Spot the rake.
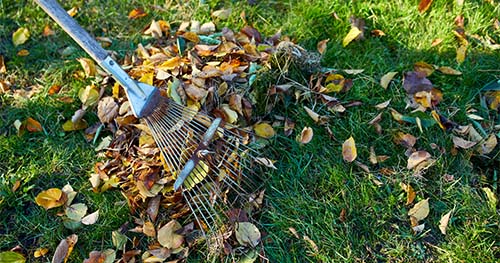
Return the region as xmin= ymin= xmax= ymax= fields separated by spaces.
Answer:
xmin=35 ymin=0 xmax=265 ymax=237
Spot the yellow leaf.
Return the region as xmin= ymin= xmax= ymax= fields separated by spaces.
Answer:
xmin=157 ymin=57 xmax=181 ymax=71
xmin=77 ymin=58 xmax=96 ymax=78
xmin=182 ymin=31 xmax=200 ymax=43
xmin=400 ymin=182 xmax=416 ymax=205
xmin=17 ymin=49 xmax=29 ymax=56
xmin=62 ymin=119 xmax=88 ymax=131
xmin=482 ymin=187 xmax=498 ymax=209
xmin=439 ymin=210 xmax=452 ymax=235
xmin=342 ymin=136 xmax=357 ymax=162
xmin=414 ymin=90 xmax=432 ymax=108
xmin=254 ymin=123 xmax=275 ymax=139
xmin=157 ymin=220 xmax=184 ymax=249
xmin=0 ymin=251 xmax=25 ymax=263
xmin=324 ymin=74 xmax=345 ymax=93
xmin=143 ymin=221 xmax=156 ymax=237
xmin=456 ymin=45 xmax=467 ymax=63
xmin=42 ymin=25 xmax=55 ymax=37
xmin=407 ymin=150 xmax=431 ymax=169
xmin=12 ymin=27 xmax=30 ymax=46
xmin=380 ymin=72 xmax=398 ymax=89
xmin=66 ymin=7 xmax=78 ymax=17
xmin=342 ymin=26 xmax=362 ymax=47
xmin=476 ymin=134 xmax=498 ymax=155
xmin=34 ymin=248 xmax=49 ymax=258
xmin=221 ymin=104 xmax=238 ymax=124
xmin=35 ymin=188 xmax=67 ymax=210
xmin=235 ymin=222 xmax=261 ymax=247
xmin=298 ymin=126 xmax=313 ymax=144
xmin=408 ymin=198 xmax=430 ymax=222
xmin=128 ymin=8 xmax=147 ymax=19
xmin=414 ymin=61 xmax=434 ymax=76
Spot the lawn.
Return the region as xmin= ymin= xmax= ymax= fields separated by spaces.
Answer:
xmin=1 ymin=0 xmax=499 ymax=262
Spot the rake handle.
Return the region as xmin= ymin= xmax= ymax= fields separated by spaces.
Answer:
xmin=34 ymin=0 xmax=108 ymax=63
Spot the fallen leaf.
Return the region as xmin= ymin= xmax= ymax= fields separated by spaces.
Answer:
xmin=431 ymin=38 xmax=443 ymax=47
xmin=0 ymin=251 xmax=25 ymax=263
xmin=303 ymin=235 xmax=319 ymax=255
xmin=111 ymin=230 xmax=127 ymax=249
xmin=48 ymin=85 xmax=62 ymax=95
xmin=142 ymin=221 xmax=156 ymax=237
xmin=66 ymin=7 xmax=78 ymax=17
xmin=65 ymin=203 xmax=88 ymax=221
xmin=128 ymin=8 xmax=147 ymax=19
xmin=212 ymin=8 xmax=232 ymax=20
xmin=418 ymin=0 xmax=433 ymax=13
xmin=83 ymin=251 xmax=106 ymax=263
xmin=324 ymin=74 xmax=345 ymax=93
xmin=343 ymin=69 xmax=364 ymax=75
xmin=0 ymin=55 xmax=6 ymax=73
xmin=221 ymin=104 xmax=238 ymax=124
xmin=235 ymin=222 xmax=261 ymax=247
xmin=414 ymin=61 xmax=434 ymax=76
xmin=317 ymin=39 xmax=329 ymax=55
xmin=62 ymin=119 xmax=88 ymax=131
xmin=400 ymin=182 xmax=416 ymax=205
xmin=42 ymin=25 xmax=55 ymax=36
xmin=408 ymin=198 xmax=430 ymax=221
xmin=403 ymin=71 xmax=433 ymax=95
xmin=97 ymin=97 xmax=119 ymax=124
xmin=439 ymin=210 xmax=452 ymax=235
xmin=61 ymin=183 xmax=77 ymax=206
xmin=298 ymin=126 xmax=313 ymax=144
xmin=253 ymin=123 xmax=275 ymax=139
xmin=34 ymin=248 xmax=49 ymax=258
xmin=77 ymin=58 xmax=96 ymax=78
xmin=375 ymin=99 xmax=391 ymax=110
xmin=452 ymin=136 xmax=477 ymax=149
xmin=407 ymin=151 xmax=431 ymax=169
xmin=255 ymin=157 xmax=277 ymax=169
xmin=146 ymin=196 xmax=161 ymax=222
xmin=476 ymin=134 xmax=497 ymax=155
xmin=304 ymin=106 xmax=319 ymax=123
xmin=342 ymin=136 xmax=357 ymax=162
xmin=288 ymin=227 xmax=300 ymax=239
xmin=157 ymin=220 xmax=184 ymax=249
xmin=17 ymin=49 xmax=29 ymax=56
xmin=456 ymin=45 xmax=467 ymax=63
xmin=35 ymin=188 xmax=67 ymax=210
xmin=482 ymin=187 xmax=497 ymax=209
xmin=52 ymin=234 xmax=78 ymax=263
xmin=25 ymin=117 xmax=42 ymax=132
xmin=437 ymin=66 xmax=462 ymax=75
xmin=81 ymin=210 xmax=99 ymax=225
xmin=78 ymin=85 xmax=99 ymax=107
xmin=12 ymin=27 xmax=30 ymax=46
xmin=380 ymin=72 xmax=398 ymax=89
xmin=284 ymin=118 xmax=295 ymax=137
xmin=342 ymin=26 xmax=362 ymax=47
xmin=371 ymin=29 xmax=385 ymax=36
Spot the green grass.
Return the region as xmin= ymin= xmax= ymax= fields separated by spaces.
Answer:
xmin=1 ymin=0 xmax=499 ymax=262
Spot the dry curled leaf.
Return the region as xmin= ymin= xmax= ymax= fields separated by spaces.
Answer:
xmin=157 ymin=220 xmax=184 ymax=249
xmin=81 ymin=210 xmax=99 ymax=225
xmin=52 ymin=234 xmax=78 ymax=263
xmin=128 ymin=8 xmax=147 ymax=19
xmin=97 ymin=97 xmax=119 ymax=124
xmin=25 ymin=117 xmax=42 ymax=132
xmin=298 ymin=126 xmax=313 ymax=144
xmin=439 ymin=210 xmax=452 ymax=235
xmin=418 ymin=0 xmax=433 ymax=13
xmin=342 ymin=136 xmax=357 ymax=162
xmin=400 ymin=182 xmax=416 ymax=205
xmin=452 ymin=136 xmax=477 ymax=149
xmin=317 ymin=39 xmax=329 ymax=55
xmin=407 ymin=151 xmax=431 ymax=169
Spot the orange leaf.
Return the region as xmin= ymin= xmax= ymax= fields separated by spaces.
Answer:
xmin=317 ymin=39 xmax=329 ymax=55
xmin=42 ymin=25 xmax=55 ymax=37
xmin=128 ymin=8 xmax=147 ymax=19
xmin=418 ymin=0 xmax=433 ymax=13
xmin=48 ymin=85 xmax=62 ymax=95
xmin=25 ymin=117 xmax=42 ymax=132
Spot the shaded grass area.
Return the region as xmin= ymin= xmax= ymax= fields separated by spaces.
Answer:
xmin=1 ymin=0 xmax=499 ymax=262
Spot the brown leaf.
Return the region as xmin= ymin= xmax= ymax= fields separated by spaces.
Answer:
xmin=298 ymin=126 xmax=313 ymax=144
xmin=452 ymin=136 xmax=477 ymax=149
xmin=83 ymin=251 xmax=106 ymax=263
xmin=303 ymin=235 xmax=319 ymax=254
xmin=407 ymin=151 xmax=431 ymax=169
xmin=97 ymin=97 xmax=119 ymax=124
xmin=371 ymin=29 xmax=386 ymax=37
xmin=17 ymin=49 xmax=29 ymax=56
xmin=437 ymin=66 xmax=462 ymax=75
xmin=52 ymin=234 xmax=78 ymax=263
xmin=25 ymin=117 xmax=42 ymax=132
xmin=418 ymin=0 xmax=433 ymax=13
xmin=317 ymin=39 xmax=329 ymax=55
xmin=394 ymin=132 xmax=417 ymax=148
xmin=0 ymin=55 xmax=6 ymax=73
xmin=342 ymin=136 xmax=357 ymax=162
xmin=184 ymin=84 xmax=207 ymax=102
xmin=42 ymin=25 xmax=55 ymax=37
xmin=48 ymin=85 xmax=62 ymax=95
xmin=431 ymin=38 xmax=443 ymax=47
xmin=128 ymin=8 xmax=147 ymax=19
xmin=400 ymin=182 xmax=416 ymax=205
xmin=284 ymin=118 xmax=295 ymax=137
xmin=147 ymin=195 xmax=161 ymax=222
xmin=439 ymin=210 xmax=452 ymax=235
xmin=375 ymin=99 xmax=391 ymax=110
xmin=403 ymin=71 xmax=433 ymax=95
xmin=476 ymin=134 xmax=498 ymax=155
xmin=240 ymin=26 xmax=262 ymax=43
xmin=77 ymin=58 xmax=96 ymax=78
xmin=142 ymin=221 xmax=156 ymax=237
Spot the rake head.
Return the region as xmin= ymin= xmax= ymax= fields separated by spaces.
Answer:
xmin=144 ymin=97 xmax=265 ymax=239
